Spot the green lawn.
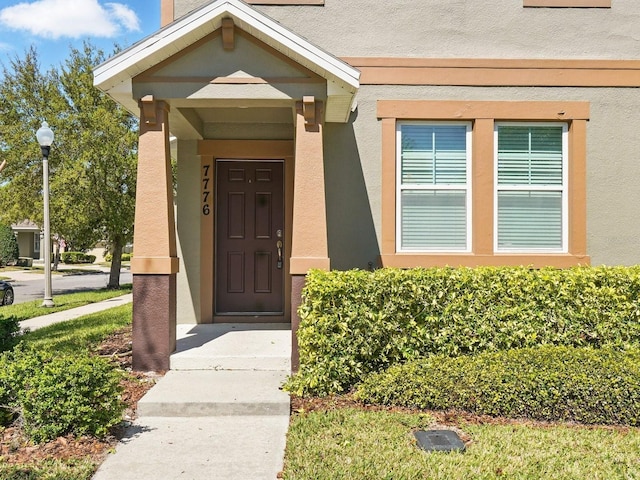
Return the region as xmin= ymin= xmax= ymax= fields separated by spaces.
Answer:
xmin=1 ymin=285 xmax=131 ymax=322
xmin=283 ymin=408 xmax=640 ymax=480
xmin=21 ymin=303 xmax=132 ymax=353
xmin=0 ymin=459 xmax=96 ymax=480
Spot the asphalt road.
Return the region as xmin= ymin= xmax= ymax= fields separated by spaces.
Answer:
xmin=8 ymin=269 xmax=133 ymax=304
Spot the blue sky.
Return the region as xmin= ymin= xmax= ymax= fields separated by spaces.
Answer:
xmin=0 ymin=0 xmax=160 ymax=71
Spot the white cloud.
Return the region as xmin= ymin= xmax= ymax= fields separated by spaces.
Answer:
xmin=0 ymin=0 xmax=141 ymax=39
xmin=106 ymin=2 xmax=140 ymax=32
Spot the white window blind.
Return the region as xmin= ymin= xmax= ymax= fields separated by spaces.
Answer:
xmin=495 ymin=124 xmax=567 ymax=251
xmin=398 ymin=123 xmax=471 ymax=251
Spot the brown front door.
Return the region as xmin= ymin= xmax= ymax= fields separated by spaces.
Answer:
xmin=215 ymin=160 xmax=284 ymax=315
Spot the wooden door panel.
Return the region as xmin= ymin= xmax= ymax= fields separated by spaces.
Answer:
xmin=255 ymin=192 xmax=272 ymax=239
xmin=228 ymin=168 xmax=245 ymax=182
xmin=226 ymin=252 xmax=245 ymax=293
xmin=254 ymin=251 xmax=272 ymax=293
xmin=228 ymin=193 xmax=246 ymax=239
xmin=216 ymin=161 xmax=284 ymax=315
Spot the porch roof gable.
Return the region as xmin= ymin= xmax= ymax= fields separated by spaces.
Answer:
xmin=94 ymin=0 xmax=360 ymax=123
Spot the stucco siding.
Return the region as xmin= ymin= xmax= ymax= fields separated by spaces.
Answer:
xmin=16 ymin=233 xmax=35 ymax=259
xmin=174 ymin=0 xmax=640 ymax=60
xmin=176 ymin=139 xmax=201 ymax=324
xmin=168 ymin=0 xmax=640 ymax=272
xmin=334 ymin=85 xmax=640 ymax=267
xmin=151 ymin=32 xmax=309 ymax=79
xmin=204 ymin=123 xmax=293 ymax=140
xmin=168 ymin=85 xmax=640 ymax=267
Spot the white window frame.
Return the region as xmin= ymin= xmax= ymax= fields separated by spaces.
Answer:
xmin=396 ymin=121 xmax=472 ymax=253
xmin=494 ymin=122 xmax=569 ymax=253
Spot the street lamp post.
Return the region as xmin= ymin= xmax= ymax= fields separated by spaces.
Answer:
xmin=36 ymin=121 xmax=54 ymax=307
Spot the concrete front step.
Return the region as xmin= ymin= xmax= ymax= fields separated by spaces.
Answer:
xmin=137 ymin=370 xmax=291 ymax=417
xmin=171 ymin=323 xmax=291 ymax=371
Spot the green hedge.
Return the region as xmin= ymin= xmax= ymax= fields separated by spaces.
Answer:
xmin=104 ymin=253 xmax=132 ymax=263
xmin=287 ymin=266 xmax=640 ymax=396
xmin=60 ymin=252 xmax=96 ymax=264
xmin=0 ymin=346 xmax=124 ymax=443
xmin=355 ymin=346 xmax=640 ymax=426
xmin=0 ymin=315 xmax=19 ymax=353
xmin=0 ymin=224 xmax=19 ymax=266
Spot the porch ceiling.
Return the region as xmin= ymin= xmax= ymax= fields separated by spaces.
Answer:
xmin=165 ymin=101 xmax=295 ymax=139
xmin=94 ymin=0 xmax=360 ymax=128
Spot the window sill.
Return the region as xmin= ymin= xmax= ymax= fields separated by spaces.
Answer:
xmin=380 ymin=253 xmax=590 ymax=269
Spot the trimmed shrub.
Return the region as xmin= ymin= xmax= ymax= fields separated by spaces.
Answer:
xmin=288 ymin=266 xmax=640 ymax=396
xmin=0 ymin=224 xmax=19 ymax=266
xmin=355 ymin=346 xmax=640 ymax=426
xmin=0 ymin=346 xmax=125 ymax=442
xmin=104 ymin=253 xmax=131 ymax=263
xmin=0 ymin=368 xmax=13 ymax=425
xmin=0 ymin=315 xmax=19 ymax=353
xmin=60 ymin=252 xmax=96 ymax=264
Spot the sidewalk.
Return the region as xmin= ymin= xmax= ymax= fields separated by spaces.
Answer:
xmin=6 ymin=264 xmax=116 ymax=282
xmin=93 ymin=323 xmax=291 ymax=480
xmin=18 ymin=293 xmax=133 ymax=332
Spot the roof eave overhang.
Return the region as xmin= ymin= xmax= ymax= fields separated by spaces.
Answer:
xmin=94 ymin=0 xmax=360 ymax=123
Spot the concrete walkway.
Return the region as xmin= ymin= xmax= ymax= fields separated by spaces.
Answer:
xmin=92 ymin=323 xmax=292 ymax=480
xmin=12 ymin=288 xmax=292 ymax=479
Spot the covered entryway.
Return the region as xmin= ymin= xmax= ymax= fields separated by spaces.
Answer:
xmin=94 ymin=0 xmax=359 ymax=371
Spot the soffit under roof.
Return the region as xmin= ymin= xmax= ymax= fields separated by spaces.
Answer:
xmin=94 ymin=0 xmax=360 ymax=124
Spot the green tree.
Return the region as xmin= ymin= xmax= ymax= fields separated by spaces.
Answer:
xmin=0 ymin=43 xmax=137 ymax=287
xmin=0 ymin=224 xmax=19 ymax=266
xmin=0 ymin=47 xmax=60 ymax=226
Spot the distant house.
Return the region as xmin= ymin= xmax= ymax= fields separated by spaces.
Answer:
xmin=95 ymin=0 xmax=639 ymax=372
xmin=87 ymin=241 xmax=134 ymax=263
xmin=11 ymin=220 xmax=41 ymax=261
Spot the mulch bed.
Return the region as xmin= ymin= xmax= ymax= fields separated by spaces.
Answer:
xmin=290 ymin=395 xmax=635 ymax=435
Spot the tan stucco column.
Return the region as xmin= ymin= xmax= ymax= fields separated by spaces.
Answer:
xmin=291 ymin=97 xmax=328 ymax=371
xmin=290 ymin=98 xmax=330 ymax=273
xmin=131 ymin=96 xmax=178 ymax=371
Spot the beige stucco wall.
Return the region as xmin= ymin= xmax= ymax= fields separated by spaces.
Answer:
xmin=167 ymin=0 xmax=640 ymax=278
xmin=324 ymin=85 xmax=640 ymax=267
xmin=132 ymin=30 xmax=326 ymax=103
xmin=175 ymin=85 xmax=640 ymax=274
xmin=176 ymin=139 xmax=201 ymax=324
xmin=175 ymin=0 xmax=640 ymax=59
xmin=16 ymin=232 xmax=35 ymax=259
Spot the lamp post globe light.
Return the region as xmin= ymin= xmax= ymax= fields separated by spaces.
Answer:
xmin=36 ymin=121 xmax=54 ymax=307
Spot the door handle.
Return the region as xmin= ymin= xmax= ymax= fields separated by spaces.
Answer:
xmin=276 ymin=240 xmax=283 ymax=269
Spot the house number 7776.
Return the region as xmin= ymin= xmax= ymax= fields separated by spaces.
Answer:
xmin=202 ymin=164 xmax=211 ymax=216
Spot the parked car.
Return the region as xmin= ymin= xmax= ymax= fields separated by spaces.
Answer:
xmin=0 ymin=281 xmax=13 ymax=305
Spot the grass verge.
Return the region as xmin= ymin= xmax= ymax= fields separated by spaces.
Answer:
xmin=1 ymin=285 xmax=131 ymax=323
xmin=283 ymin=408 xmax=640 ymax=479
xmin=21 ymin=304 xmax=132 ymax=354
xmin=0 ymin=458 xmax=95 ymax=480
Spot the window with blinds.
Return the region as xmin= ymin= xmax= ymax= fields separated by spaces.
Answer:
xmin=495 ymin=123 xmax=568 ymax=252
xmin=397 ymin=122 xmax=471 ymax=251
